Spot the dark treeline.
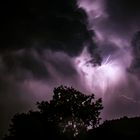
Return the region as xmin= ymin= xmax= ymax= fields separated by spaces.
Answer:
xmin=88 ymin=116 xmax=140 ymax=139
xmin=4 ymin=86 xmax=140 ymax=140
xmin=4 ymin=86 xmax=103 ymax=140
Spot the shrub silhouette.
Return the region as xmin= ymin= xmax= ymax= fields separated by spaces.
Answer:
xmin=4 ymin=86 xmax=103 ymax=140
xmin=87 ymin=116 xmax=140 ymax=139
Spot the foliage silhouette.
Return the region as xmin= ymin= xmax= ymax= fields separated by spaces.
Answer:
xmin=87 ymin=116 xmax=140 ymax=139
xmin=4 ymin=86 xmax=103 ymax=140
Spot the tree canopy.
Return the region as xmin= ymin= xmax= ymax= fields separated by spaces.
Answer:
xmin=4 ymin=86 xmax=103 ymax=140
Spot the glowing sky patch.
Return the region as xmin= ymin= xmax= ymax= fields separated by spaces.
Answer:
xmin=75 ymin=47 xmax=127 ymax=97
xmin=78 ymin=0 xmax=107 ymax=19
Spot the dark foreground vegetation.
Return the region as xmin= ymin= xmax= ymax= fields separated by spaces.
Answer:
xmin=4 ymin=86 xmax=140 ymax=140
xmin=88 ymin=116 xmax=140 ymax=139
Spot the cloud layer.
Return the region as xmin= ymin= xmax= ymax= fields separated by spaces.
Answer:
xmin=0 ymin=0 xmax=95 ymax=138
xmin=1 ymin=0 xmax=140 ymax=139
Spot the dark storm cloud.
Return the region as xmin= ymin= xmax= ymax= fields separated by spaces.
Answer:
xmin=2 ymin=49 xmax=50 ymax=80
xmin=105 ymin=0 xmax=140 ymax=81
xmin=0 ymin=0 xmax=97 ymax=139
xmin=105 ymin=0 xmax=140 ymax=23
xmin=0 ymin=48 xmax=79 ymax=81
xmin=105 ymin=0 xmax=140 ymax=34
xmin=131 ymin=31 xmax=140 ymax=60
xmin=44 ymin=51 xmax=78 ymax=78
xmin=129 ymin=31 xmax=140 ymax=79
xmin=0 ymin=0 xmax=95 ymax=56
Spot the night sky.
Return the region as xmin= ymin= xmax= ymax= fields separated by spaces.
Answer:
xmin=1 ymin=0 xmax=140 ymax=139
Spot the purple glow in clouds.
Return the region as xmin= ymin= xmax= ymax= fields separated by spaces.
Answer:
xmin=74 ymin=46 xmax=131 ymax=98
xmin=75 ymin=0 xmax=132 ymax=98
xmin=76 ymin=0 xmax=140 ymax=119
xmin=2 ymin=2 xmax=140 ymax=138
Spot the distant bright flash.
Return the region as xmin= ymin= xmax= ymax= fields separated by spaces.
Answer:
xmin=75 ymin=48 xmax=125 ymax=96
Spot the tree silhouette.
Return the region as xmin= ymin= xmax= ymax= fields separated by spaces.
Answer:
xmin=4 ymin=86 xmax=103 ymax=140
xmin=87 ymin=116 xmax=140 ymax=139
